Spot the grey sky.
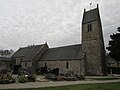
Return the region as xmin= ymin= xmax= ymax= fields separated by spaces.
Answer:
xmin=0 ymin=0 xmax=120 ymax=51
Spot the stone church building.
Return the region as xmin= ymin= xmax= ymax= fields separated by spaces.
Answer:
xmin=12 ymin=4 xmax=106 ymax=76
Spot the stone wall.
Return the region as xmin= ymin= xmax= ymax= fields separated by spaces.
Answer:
xmin=38 ymin=59 xmax=84 ymax=76
xmin=21 ymin=61 xmax=32 ymax=69
xmin=15 ymin=58 xmax=21 ymax=65
xmin=82 ymin=21 xmax=106 ymax=75
xmin=15 ymin=58 xmax=32 ymax=69
xmin=0 ymin=60 xmax=12 ymax=70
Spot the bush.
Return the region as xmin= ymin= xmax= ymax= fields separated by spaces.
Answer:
xmin=27 ymin=74 xmax=36 ymax=82
xmin=0 ymin=74 xmax=16 ymax=84
xmin=0 ymin=79 xmax=9 ymax=84
xmin=9 ymin=78 xmax=16 ymax=83
xmin=0 ymin=78 xmax=16 ymax=84
xmin=18 ymin=75 xmax=28 ymax=83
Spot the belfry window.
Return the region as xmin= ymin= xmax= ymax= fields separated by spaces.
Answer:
xmin=88 ymin=24 xmax=92 ymax=32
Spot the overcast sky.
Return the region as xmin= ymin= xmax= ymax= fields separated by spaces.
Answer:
xmin=0 ymin=0 xmax=120 ymax=51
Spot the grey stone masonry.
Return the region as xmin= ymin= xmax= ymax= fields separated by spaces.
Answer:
xmin=82 ymin=4 xmax=106 ymax=75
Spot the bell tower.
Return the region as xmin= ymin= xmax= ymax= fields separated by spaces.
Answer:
xmin=82 ymin=4 xmax=106 ymax=75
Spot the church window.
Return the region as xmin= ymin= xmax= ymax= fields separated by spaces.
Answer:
xmin=44 ymin=62 xmax=47 ymax=67
xmin=66 ymin=62 xmax=69 ymax=69
xmin=25 ymin=62 xmax=27 ymax=67
xmin=87 ymin=24 xmax=92 ymax=32
xmin=90 ymin=24 xmax=92 ymax=31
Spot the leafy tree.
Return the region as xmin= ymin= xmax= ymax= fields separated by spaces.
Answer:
xmin=0 ymin=50 xmax=4 ymax=56
xmin=0 ymin=49 xmax=14 ymax=57
xmin=9 ymin=49 xmax=14 ymax=56
xmin=106 ymin=27 xmax=120 ymax=67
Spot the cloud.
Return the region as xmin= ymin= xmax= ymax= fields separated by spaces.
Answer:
xmin=0 ymin=0 xmax=120 ymax=51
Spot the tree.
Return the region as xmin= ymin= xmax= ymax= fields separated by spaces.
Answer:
xmin=9 ymin=49 xmax=14 ymax=56
xmin=0 ymin=49 xmax=14 ymax=57
xmin=106 ymin=27 xmax=120 ymax=67
xmin=0 ymin=50 xmax=4 ymax=56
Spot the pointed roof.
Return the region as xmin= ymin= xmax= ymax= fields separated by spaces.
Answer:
xmin=40 ymin=44 xmax=82 ymax=61
xmin=12 ymin=44 xmax=47 ymax=61
xmin=82 ymin=4 xmax=100 ymax=24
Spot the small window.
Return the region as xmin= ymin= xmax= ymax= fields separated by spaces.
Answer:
xmin=90 ymin=24 xmax=92 ymax=31
xmin=66 ymin=62 xmax=69 ymax=69
xmin=25 ymin=62 xmax=27 ymax=67
xmin=88 ymin=24 xmax=92 ymax=32
xmin=44 ymin=62 xmax=47 ymax=67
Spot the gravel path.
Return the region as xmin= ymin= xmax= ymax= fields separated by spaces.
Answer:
xmin=0 ymin=79 xmax=120 ymax=89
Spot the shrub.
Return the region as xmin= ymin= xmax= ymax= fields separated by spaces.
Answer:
xmin=0 ymin=74 xmax=16 ymax=84
xmin=27 ymin=74 xmax=36 ymax=82
xmin=0 ymin=79 xmax=9 ymax=84
xmin=18 ymin=75 xmax=28 ymax=83
xmin=9 ymin=78 xmax=16 ymax=83
xmin=0 ymin=78 xmax=16 ymax=84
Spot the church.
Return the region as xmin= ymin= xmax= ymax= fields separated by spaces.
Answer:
xmin=12 ymin=4 xmax=106 ymax=76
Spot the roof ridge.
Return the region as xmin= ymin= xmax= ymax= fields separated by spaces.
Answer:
xmin=20 ymin=44 xmax=45 ymax=49
xmin=40 ymin=44 xmax=82 ymax=61
xmin=49 ymin=44 xmax=81 ymax=49
xmin=32 ymin=44 xmax=45 ymax=60
xmin=85 ymin=8 xmax=97 ymax=13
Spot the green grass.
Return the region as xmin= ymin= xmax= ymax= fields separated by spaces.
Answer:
xmin=4 ymin=82 xmax=120 ymax=90
xmin=87 ymin=77 xmax=120 ymax=80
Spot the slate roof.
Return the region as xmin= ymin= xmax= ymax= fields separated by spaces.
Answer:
xmin=12 ymin=44 xmax=45 ymax=61
xmin=40 ymin=44 xmax=82 ymax=61
xmin=82 ymin=7 xmax=99 ymax=24
xmin=0 ymin=57 xmax=12 ymax=61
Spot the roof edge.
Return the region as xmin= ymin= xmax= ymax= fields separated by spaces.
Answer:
xmin=49 ymin=44 xmax=81 ymax=50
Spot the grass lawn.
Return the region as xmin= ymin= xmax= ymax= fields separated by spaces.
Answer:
xmin=86 ymin=77 xmax=120 ymax=80
xmin=85 ymin=76 xmax=120 ymax=81
xmin=4 ymin=82 xmax=120 ymax=90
